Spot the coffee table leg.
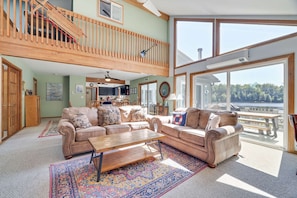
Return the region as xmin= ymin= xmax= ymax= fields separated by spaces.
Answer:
xmin=97 ymin=152 xmax=103 ymax=182
xmin=158 ymin=140 xmax=163 ymax=160
xmin=89 ymin=150 xmax=94 ymax=164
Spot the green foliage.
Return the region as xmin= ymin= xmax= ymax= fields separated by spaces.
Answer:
xmin=212 ymin=83 xmax=283 ymax=103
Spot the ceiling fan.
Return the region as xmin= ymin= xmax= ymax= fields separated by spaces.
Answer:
xmin=137 ymin=0 xmax=161 ymax=17
xmin=105 ymin=71 xmax=121 ymax=82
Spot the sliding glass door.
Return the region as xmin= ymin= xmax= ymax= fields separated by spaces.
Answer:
xmin=192 ymin=62 xmax=285 ymax=149
xmin=140 ymin=82 xmax=157 ymax=114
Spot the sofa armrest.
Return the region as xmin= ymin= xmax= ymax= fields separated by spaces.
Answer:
xmin=148 ymin=116 xmax=171 ymax=133
xmin=58 ymin=119 xmax=77 ymax=159
xmin=205 ymin=123 xmax=243 ymax=141
xmin=58 ymin=119 xmax=76 ymax=145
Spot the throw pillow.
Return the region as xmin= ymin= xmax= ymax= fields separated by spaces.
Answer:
xmin=71 ymin=114 xmax=92 ymax=129
xmin=102 ymin=106 xmax=121 ymax=126
xmin=172 ymin=112 xmax=187 ymax=126
xmin=205 ymin=113 xmax=221 ymax=132
xmin=131 ymin=108 xmax=146 ymax=121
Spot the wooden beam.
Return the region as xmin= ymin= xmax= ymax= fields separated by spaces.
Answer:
xmin=86 ymin=77 xmax=125 ymax=84
xmin=124 ymin=0 xmax=169 ymax=21
xmin=0 ymin=39 xmax=169 ymax=77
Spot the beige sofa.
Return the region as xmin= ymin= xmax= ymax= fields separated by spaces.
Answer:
xmin=153 ymin=107 xmax=243 ymax=167
xmin=58 ymin=105 xmax=151 ymax=159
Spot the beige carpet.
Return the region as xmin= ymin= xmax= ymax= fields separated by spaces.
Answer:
xmin=0 ymin=118 xmax=297 ymax=198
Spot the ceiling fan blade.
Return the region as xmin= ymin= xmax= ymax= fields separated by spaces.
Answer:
xmin=142 ymin=0 xmax=161 ymax=17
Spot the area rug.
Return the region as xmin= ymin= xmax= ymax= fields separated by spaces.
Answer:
xmin=38 ymin=120 xmax=60 ymax=138
xmin=49 ymin=143 xmax=207 ymax=198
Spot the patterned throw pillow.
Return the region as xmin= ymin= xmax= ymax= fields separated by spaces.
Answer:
xmin=205 ymin=113 xmax=221 ymax=132
xmin=71 ymin=114 xmax=92 ymax=129
xmin=172 ymin=112 xmax=187 ymax=126
xmin=131 ymin=108 xmax=146 ymax=122
xmin=102 ymin=107 xmax=121 ymax=126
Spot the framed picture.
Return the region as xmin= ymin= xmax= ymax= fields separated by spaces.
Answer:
xmin=76 ymin=84 xmax=84 ymax=94
xmin=98 ymin=0 xmax=123 ymax=24
xmin=46 ymin=83 xmax=63 ymax=101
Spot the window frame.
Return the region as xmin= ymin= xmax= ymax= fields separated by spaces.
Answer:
xmin=174 ymin=18 xmax=297 ymax=68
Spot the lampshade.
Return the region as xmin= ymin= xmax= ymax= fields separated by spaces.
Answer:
xmin=167 ymin=93 xmax=177 ymax=100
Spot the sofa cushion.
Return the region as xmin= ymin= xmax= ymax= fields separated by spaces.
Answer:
xmin=172 ymin=112 xmax=187 ymax=126
xmin=131 ymin=108 xmax=146 ymax=121
xmin=185 ymin=108 xmax=200 ymax=128
xmin=205 ymin=113 xmax=221 ymax=131
xmin=179 ymin=129 xmax=205 ymax=147
xmin=216 ymin=111 xmax=238 ymax=126
xmin=198 ymin=110 xmax=212 ymax=129
xmin=75 ymin=126 xmax=106 ymax=141
xmin=161 ymin=124 xmax=192 ymax=138
xmin=104 ymin=124 xmax=131 ymax=135
xmin=124 ymin=121 xmax=150 ymax=131
xmin=71 ymin=114 xmax=92 ymax=129
xmin=98 ymin=106 xmax=121 ymax=126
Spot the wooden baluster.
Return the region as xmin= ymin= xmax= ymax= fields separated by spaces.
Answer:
xmin=12 ymin=0 xmax=16 ymax=38
xmin=0 ymin=0 xmax=3 ymax=36
xmin=95 ymin=21 xmax=98 ymax=54
xmin=18 ymin=0 xmax=22 ymax=39
xmin=6 ymin=0 xmax=10 ymax=37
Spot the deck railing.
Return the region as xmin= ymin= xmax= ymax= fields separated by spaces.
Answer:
xmin=0 ymin=0 xmax=169 ymax=68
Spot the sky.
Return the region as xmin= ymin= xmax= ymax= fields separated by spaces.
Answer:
xmin=214 ymin=64 xmax=284 ymax=86
xmin=177 ymin=22 xmax=297 ymax=86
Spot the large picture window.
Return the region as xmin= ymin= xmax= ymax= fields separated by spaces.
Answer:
xmin=175 ymin=19 xmax=297 ymax=67
xmin=176 ymin=20 xmax=213 ymax=67
xmin=220 ymin=23 xmax=297 ymax=54
xmin=175 ymin=74 xmax=186 ymax=108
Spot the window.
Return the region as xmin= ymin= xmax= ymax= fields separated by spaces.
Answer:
xmin=192 ymin=62 xmax=285 ymax=148
xmin=176 ymin=20 xmax=213 ymax=67
xmin=140 ymin=82 xmax=157 ymax=114
xmin=175 ymin=74 xmax=186 ymax=108
xmin=220 ymin=23 xmax=297 ymax=54
xmin=193 ymin=73 xmax=227 ymax=109
xmin=175 ymin=19 xmax=297 ymax=67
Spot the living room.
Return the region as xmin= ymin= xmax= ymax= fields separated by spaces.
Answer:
xmin=1 ymin=0 xmax=297 ymax=197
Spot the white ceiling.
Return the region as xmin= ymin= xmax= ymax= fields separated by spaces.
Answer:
xmin=11 ymin=0 xmax=297 ymax=85
xmin=152 ymin=0 xmax=297 ymax=16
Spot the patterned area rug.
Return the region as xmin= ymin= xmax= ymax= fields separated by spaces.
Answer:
xmin=49 ymin=143 xmax=207 ymax=198
xmin=38 ymin=120 xmax=60 ymax=138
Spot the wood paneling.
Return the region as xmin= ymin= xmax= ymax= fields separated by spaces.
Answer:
xmin=25 ymin=95 xmax=40 ymax=127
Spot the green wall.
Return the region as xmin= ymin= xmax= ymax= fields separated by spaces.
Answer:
xmin=69 ymin=76 xmax=86 ymax=107
xmin=36 ymin=75 xmax=69 ymax=117
xmin=73 ymin=0 xmax=168 ymax=42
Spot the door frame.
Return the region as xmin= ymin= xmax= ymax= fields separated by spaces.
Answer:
xmin=0 ymin=58 xmax=22 ymax=143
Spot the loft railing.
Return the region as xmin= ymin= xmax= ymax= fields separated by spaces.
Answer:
xmin=0 ymin=0 xmax=169 ymax=68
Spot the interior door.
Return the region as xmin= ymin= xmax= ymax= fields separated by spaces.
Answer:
xmin=8 ymin=66 xmax=21 ymax=136
xmin=1 ymin=60 xmax=21 ymax=140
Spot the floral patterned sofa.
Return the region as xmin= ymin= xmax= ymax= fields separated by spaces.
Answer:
xmin=58 ymin=105 xmax=152 ymax=159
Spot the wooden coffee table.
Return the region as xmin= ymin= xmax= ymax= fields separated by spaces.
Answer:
xmin=88 ymin=129 xmax=165 ymax=182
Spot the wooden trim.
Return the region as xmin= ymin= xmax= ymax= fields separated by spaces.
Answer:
xmin=124 ymin=0 xmax=169 ymax=21
xmin=86 ymin=77 xmax=125 ymax=85
xmin=189 ymin=54 xmax=295 ymax=152
xmin=173 ymin=72 xmax=186 ymax=109
xmin=287 ymin=54 xmax=295 ymax=152
xmin=174 ymin=18 xmax=297 ymax=68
